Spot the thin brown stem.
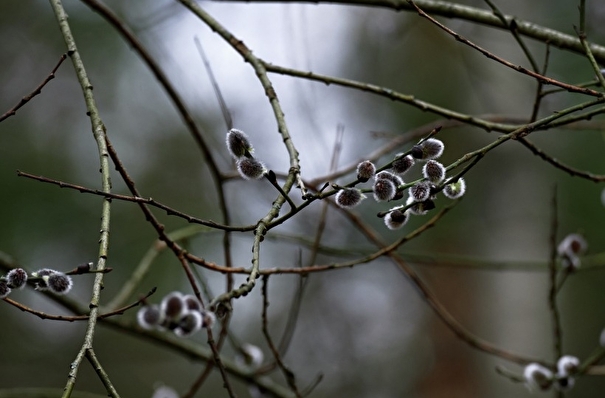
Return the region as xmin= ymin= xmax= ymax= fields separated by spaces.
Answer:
xmin=547 ymin=187 xmax=563 ymax=361
xmin=262 ymin=276 xmax=302 ymax=397
xmin=407 ymin=0 xmax=603 ymax=97
xmin=3 ymin=287 xmax=156 ymax=322
xmin=0 ymin=53 xmax=68 ymax=123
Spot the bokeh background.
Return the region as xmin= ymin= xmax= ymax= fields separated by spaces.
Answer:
xmin=1 ymin=0 xmax=605 ymax=397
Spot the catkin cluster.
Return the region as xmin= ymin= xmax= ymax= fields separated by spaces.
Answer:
xmin=335 ymin=136 xmax=466 ymax=230
xmin=0 ymin=267 xmax=73 ymax=299
xmin=523 ymin=355 xmax=580 ymax=392
xmin=226 ymin=128 xmax=267 ymax=180
xmin=137 ymin=291 xmax=216 ymax=338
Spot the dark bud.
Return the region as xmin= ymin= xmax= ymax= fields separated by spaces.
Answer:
xmin=376 ymin=171 xmax=403 ymax=187
xmin=423 ymin=199 xmax=436 ymax=211
xmin=45 ymin=273 xmax=73 ymax=295
xmin=237 ymin=158 xmax=266 ymax=180
xmin=76 ymin=262 xmax=93 ymax=274
xmin=32 ymin=268 xmax=58 ymax=291
xmin=411 ymin=145 xmax=424 ymax=159
xmin=392 ymin=154 xmax=414 ymax=175
xmin=137 ymin=304 xmax=164 ymax=330
xmin=161 ymin=292 xmax=186 ymax=320
xmin=356 ymin=160 xmax=376 ymax=182
xmin=226 ymin=128 xmax=254 ymax=159
xmin=384 ymin=209 xmax=409 ymax=230
xmin=335 ymin=188 xmax=365 ymax=208
xmin=201 ymin=309 xmax=216 ymax=328
xmin=183 ymin=294 xmax=202 ymax=312
xmin=392 ymin=190 xmax=404 ymax=201
xmin=409 ymin=182 xmax=431 ymax=202
xmin=175 ymin=311 xmax=202 ymax=337
xmin=422 ymin=160 xmax=445 ymax=184
xmin=373 ymin=179 xmax=396 ymax=202
xmin=0 ymin=280 xmax=11 ymax=299
xmin=6 ymin=268 xmax=28 ymax=289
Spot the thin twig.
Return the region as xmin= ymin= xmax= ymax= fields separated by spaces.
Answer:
xmin=16 ymin=170 xmax=254 ymax=231
xmin=576 ymin=0 xmax=605 ymax=92
xmin=102 ymin=134 xmax=236 ymax=395
xmin=277 ymin=266 xmax=307 ymax=356
xmin=278 ymin=125 xmax=346 ymax=356
xmin=264 ymin=62 xmax=518 ymax=133
xmin=495 ymin=365 xmax=525 ymax=384
xmin=223 ymin=0 xmax=605 ymax=63
xmin=0 ymin=260 xmax=280 ymax=398
xmin=264 ymin=234 xmax=605 ymax=272
xmin=547 ymin=187 xmax=562 ymax=361
xmin=517 ymin=137 xmax=605 ymax=182
xmin=107 ymin=226 xmax=206 ymax=309
xmin=441 ymin=97 xmax=605 ymax=178
xmin=265 ymin=170 xmax=298 ymax=210
xmin=81 ymin=0 xmax=226 ymax=187
xmin=271 ymin=126 xmax=344 ymax=370
xmin=3 ymin=287 xmax=156 ymax=322
xmin=343 ymin=206 xmax=547 ymax=366
xmin=177 ymin=0 xmax=303 ymax=203
xmin=530 ymin=44 xmax=550 ymax=122
xmin=204 ymin=327 xmax=239 ymax=398
xmin=483 ymin=0 xmax=539 ymax=72
xmin=79 ymin=0 xmax=237 ymax=317
xmin=299 ymin=373 xmax=324 ymax=397
xmin=191 ymin=33 xmax=237 ymax=378
xmin=181 ymin=365 xmax=214 ymax=398
xmin=194 ymin=36 xmax=233 ymax=130
xmin=0 ymin=53 xmax=68 ymax=123
xmin=407 ymin=0 xmax=604 ymax=97
xmin=261 ymin=276 xmax=302 ymax=397
xmin=183 ymin=264 xmax=240 ymax=398
xmin=85 ymin=348 xmax=121 ymax=398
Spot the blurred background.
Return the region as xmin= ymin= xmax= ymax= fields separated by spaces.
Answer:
xmin=1 ymin=0 xmax=605 ymax=397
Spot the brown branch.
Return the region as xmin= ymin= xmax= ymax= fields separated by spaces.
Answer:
xmin=217 ymin=0 xmax=605 ymax=64
xmin=342 ymin=203 xmax=547 ymax=366
xmin=78 ymin=9 xmax=239 ymax=369
xmin=262 ymin=276 xmax=302 ymax=397
xmin=2 ymin=287 xmax=156 ymax=322
xmin=530 ymin=44 xmax=551 ymax=122
xmin=177 ymin=0 xmax=304 ymax=203
xmin=0 ymin=53 xmax=68 ymax=123
xmin=517 ymin=138 xmax=605 ymax=182
xmin=182 ymin=365 xmax=215 ymax=398
xmin=16 ymin=170 xmax=253 ymax=231
xmin=102 ymin=132 xmax=238 ymax=397
xmin=547 ymin=186 xmax=563 ymax=362
xmin=407 ymin=0 xmax=604 ymax=97
xmin=80 ymin=0 xmax=225 ymax=187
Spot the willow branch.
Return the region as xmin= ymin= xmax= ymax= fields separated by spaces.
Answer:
xmin=177 ymin=0 xmax=302 ymax=200
xmin=264 ymin=62 xmax=518 ymax=133
xmin=407 ymin=0 xmax=603 ymax=97
xmin=16 ymin=170 xmax=252 ymax=232
xmin=218 ymin=0 xmax=605 ymax=63
xmin=262 ymin=276 xmax=302 ymax=397
xmin=576 ymin=0 xmax=605 ymax=92
xmin=0 ymin=53 xmax=67 ymax=123
xmin=85 ymin=349 xmax=120 ymax=398
xmin=547 ymin=187 xmax=562 ymax=360
xmin=48 ymin=1 xmax=113 ymax=396
xmin=3 ymin=287 xmax=155 ymax=322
